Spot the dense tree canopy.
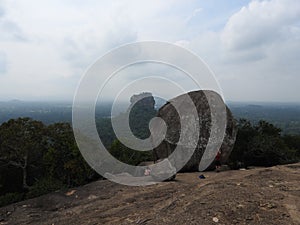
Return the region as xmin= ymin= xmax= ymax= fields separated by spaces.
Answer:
xmin=0 ymin=119 xmax=97 ymax=206
xmin=0 ymin=118 xmax=46 ymax=190
xmin=44 ymin=123 xmax=95 ymax=186
xmin=229 ymin=119 xmax=299 ymax=168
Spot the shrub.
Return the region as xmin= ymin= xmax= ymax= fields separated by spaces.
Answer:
xmin=0 ymin=192 xmax=24 ymax=207
xmin=26 ymin=177 xmax=65 ymax=199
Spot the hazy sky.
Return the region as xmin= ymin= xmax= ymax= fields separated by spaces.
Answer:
xmin=0 ymin=0 xmax=299 ymax=102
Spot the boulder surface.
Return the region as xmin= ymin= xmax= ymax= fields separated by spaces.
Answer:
xmin=152 ymin=90 xmax=237 ymax=172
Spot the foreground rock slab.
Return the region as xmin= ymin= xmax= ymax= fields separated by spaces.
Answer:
xmin=0 ymin=163 xmax=299 ymax=225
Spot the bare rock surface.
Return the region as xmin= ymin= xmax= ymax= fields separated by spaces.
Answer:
xmin=1 ymin=163 xmax=299 ymax=225
xmin=152 ymin=90 xmax=237 ymax=172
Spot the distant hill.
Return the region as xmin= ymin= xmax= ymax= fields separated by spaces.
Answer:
xmin=1 ymin=100 xmax=300 ymax=134
xmin=228 ymin=102 xmax=300 ymax=134
xmin=0 ymin=101 xmax=126 ymax=125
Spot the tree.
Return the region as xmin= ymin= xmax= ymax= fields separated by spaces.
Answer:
xmin=244 ymin=135 xmax=290 ymax=166
xmin=283 ymin=134 xmax=300 ymax=160
xmin=109 ymin=139 xmax=153 ymax=166
xmin=255 ymin=120 xmax=281 ymax=136
xmin=44 ymin=123 xmax=95 ymax=186
xmin=0 ymin=118 xmax=46 ymax=189
xmin=229 ymin=119 xmax=297 ymax=168
xmin=229 ymin=119 xmax=256 ymax=167
xmin=96 ymin=118 xmax=115 ymax=149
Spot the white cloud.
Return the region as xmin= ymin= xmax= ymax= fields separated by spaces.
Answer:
xmin=217 ymin=0 xmax=300 ymax=101
xmin=177 ymin=0 xmax=300 ymax=102
xmin=0 ymin=51 xmax=6 ymax=74
xmin=0 ymin=1 xmax=26 ymax=42
xmin=184 ymin=7 xmax=203 ymax=23
xmin=221 ymin=0 xmax=300 ymax=52
xmin=0 ymin=0 xmax=299 ymax=102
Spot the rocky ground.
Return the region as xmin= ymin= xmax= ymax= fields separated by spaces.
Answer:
xmin=0 ymin=163 xmax=299 ymax=225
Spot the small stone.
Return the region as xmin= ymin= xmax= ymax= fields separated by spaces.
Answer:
xmin=88 ymin=195 xmax=97 ymax=200
xmin=65 ymin=190 xmax=76 ymax=196
xmin=212 ymin=217 xmax=219 ymax=223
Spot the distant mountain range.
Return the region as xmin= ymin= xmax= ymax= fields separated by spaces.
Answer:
xmin=0 ymin=99 xmax=300 ymax=134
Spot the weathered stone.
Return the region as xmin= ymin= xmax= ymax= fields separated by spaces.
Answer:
xmin=150 ymin=159 xmax=176 ymax=181
xmin=152 ymin=90 xmax=237 ymax=172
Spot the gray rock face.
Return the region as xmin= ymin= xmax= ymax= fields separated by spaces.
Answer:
xmin=150 ymin=159 xmax=177 ymax=181
xmin=129 ymin=92 xmax=155 ymax=110
xmin=152 ymin=90 xmax=237 ymax=172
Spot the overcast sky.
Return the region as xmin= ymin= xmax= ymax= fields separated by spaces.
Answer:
xmin=0 ymin=0 xmax=299 ymax=102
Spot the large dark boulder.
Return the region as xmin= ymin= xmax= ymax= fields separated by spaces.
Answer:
xmin=152 ymin=90 xmax=237 ymax=172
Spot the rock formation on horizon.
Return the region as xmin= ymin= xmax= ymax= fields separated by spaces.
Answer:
xmin=129 ymin=92 xmax=155 ymax=111
xmin=128 ymin=92 xmax=157 ymax=140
